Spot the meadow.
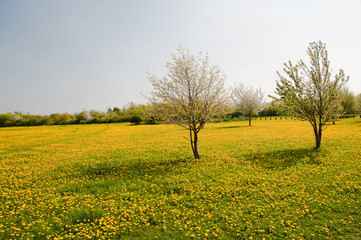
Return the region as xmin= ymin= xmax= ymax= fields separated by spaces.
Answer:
xmin=0 ymin=118 xmax=360 ymax=239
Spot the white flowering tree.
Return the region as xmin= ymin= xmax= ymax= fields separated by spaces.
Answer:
xmin=82 ymin=111 xmax=91 ymax=121
xmin=232 ymin=83 xmax=265 ymax=126
xmin=274 ymin=41 xmax=348 ymax=149
xmin=148 ymin=47 xmax=228 ymax=159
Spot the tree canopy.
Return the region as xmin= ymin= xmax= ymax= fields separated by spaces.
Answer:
xmin=148 ymin=47 xmax=228 ymax=158
xmin=273 ymin=41 xmax=349 ymax=148
xmin=232 ymin=83 xmax=265 ymax=126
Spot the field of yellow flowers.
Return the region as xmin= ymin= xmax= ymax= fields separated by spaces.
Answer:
xmin=1 ymin=118 xmax=360 ymax=239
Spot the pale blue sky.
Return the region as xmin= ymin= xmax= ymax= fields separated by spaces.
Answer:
xmin=1 ymin=0 xmax=360 ymax=115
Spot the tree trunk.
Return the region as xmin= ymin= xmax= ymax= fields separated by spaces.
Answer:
xmin=190 ymin=128 xmax=200 ymax=159
xmin=192 ymin=130 xmax=200 ymax=159
xmin=249 ymin=115 xmax=251 ymax=126
xmin=315 ymin=133 xmax=321 ymax=149
xmin=314 ymin=125 xmax=322 ymax=149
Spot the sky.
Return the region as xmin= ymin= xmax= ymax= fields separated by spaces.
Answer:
xmin=1 ymin=0 xmax=360 ymax=115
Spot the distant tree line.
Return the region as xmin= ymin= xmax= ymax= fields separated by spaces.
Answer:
xmin=0 ymin=102 xmax=152 ymax=127
xmin=1 ymin=91 xmax=360 ymax=128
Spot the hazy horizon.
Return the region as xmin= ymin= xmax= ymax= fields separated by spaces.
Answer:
xmin=1 ymin=0 xmax=360 ymax=115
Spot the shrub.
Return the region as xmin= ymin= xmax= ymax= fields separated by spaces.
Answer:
xmin=0 ymin=114 xmax=14 ymax=127
xmin=130 ymin=115 xmax=142 ymax=125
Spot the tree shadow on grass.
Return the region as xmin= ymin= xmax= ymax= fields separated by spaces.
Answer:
xmin=216 ymin=126 xmax=248 ymax=129
xmin=245 ymin=148 xmax=324 ymax=170
xmin=79 ymin=156 xmax=193 ymax=180
xmin=58 ymin=157 xmax=194 ymax=196
xmin=346 ymin=119 xmax=361 ymax=126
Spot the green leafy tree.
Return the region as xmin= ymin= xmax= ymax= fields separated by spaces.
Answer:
xmin=273 ymin=41 xmax=348 ymax=149
xmin=258 ymin=100 xmax=288 ymax=117
xmin=341 ymin=88 xmax=357 ymax=114
xmin=0 ymin=114 xmax=14 ymax=127
xmin=357 ymin=94 xmax=361 ymax=113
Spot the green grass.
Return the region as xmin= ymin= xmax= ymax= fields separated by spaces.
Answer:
xmin=0 ymin=119 xmax=360 ymax=239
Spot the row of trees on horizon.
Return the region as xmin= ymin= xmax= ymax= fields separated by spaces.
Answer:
xmin=1 ymin=89 xmax=360 ymax=128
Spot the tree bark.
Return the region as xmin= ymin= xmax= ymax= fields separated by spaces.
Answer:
xmin=315 ymin=134 xmax=321 ymax=149
xmin=249 ymin=115 xmax=251 ymax=126
xmin=189 ymin=128 xmax=200 ymax=159
xmin=314 ymin=125 xmax=322 ymax=149
xmin=192 ymin=130 xmax=200 ymax=159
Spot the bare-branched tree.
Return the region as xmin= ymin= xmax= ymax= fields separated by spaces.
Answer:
xmin=232 ymin=83 xmax=265 ymax=126
xmin=148 ymin=47 xmax=229 ymax=159
xmin=273 ymin=41 xmax=349 ymax=149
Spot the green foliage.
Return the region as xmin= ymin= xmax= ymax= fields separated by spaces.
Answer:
xmin=357 ymin=94 xmax=361 ymax=113
xmin=341 ymin=89 xmax=358 ymax=114
xmin=274 ymin=41 xmax=348 ymax=148
xmin=74 ymin=113 xmax=84 ymax=124
xmin=113 ymin=107 xmax=120 ymax=113
xmin=259 ymin=101 xmax=288 ymax=117
xmin=144 ymin=116 xmax=158 ymax=124
xmin=0 ymin=114 xmax=14 ymax=127
xmin=130 ymin=115 xmax=142 ymax=125
xmin=49 ymin=113 xmax=76 ymax=125
xmin=227 ymin=110 xmax=243 ymax=118
xmin=258 ymin=105 xmax=279 ymax=117
xmin=0 ymin=103 xmax=152 ymax=127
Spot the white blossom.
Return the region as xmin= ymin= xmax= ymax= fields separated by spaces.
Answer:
xmin=274 ymin=41 xmax=348 ymax=148
xmin=232 ymin=83 xmax=265 ymax=126
xmin=148 ymin=47 xmax=229 ymax=159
